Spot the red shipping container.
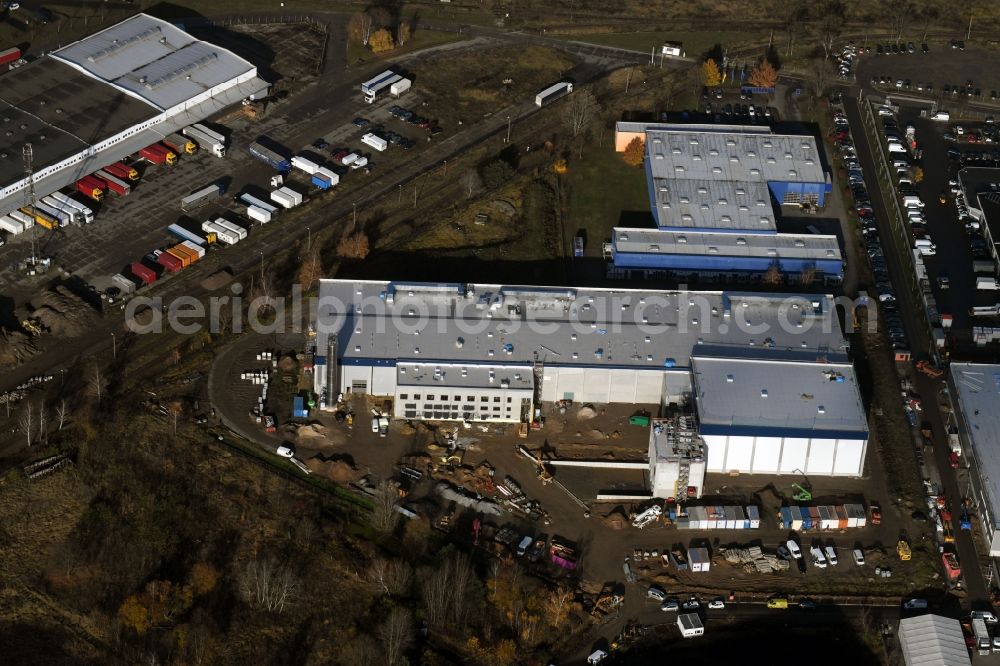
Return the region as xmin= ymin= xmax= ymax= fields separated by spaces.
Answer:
xmin=156 ymin=252 xmax=183 ymax=273
xmin=0 ymin=47 xmax=21 ymax=67
xmin=130 ymin=262 xmax=157 ymax=285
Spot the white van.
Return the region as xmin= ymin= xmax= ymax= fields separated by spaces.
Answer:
xmin=902 ymin=195 xmax=924 ymax=208
xmin=852 ymin=549 xmax=865 ymax=566
xmin=887 ymin=142 xmax=908 ymax=154
xmin=931 ymin=111 xmax=950 ymax=121
xmin=977 ymin=277 xmax=1000 ymax=291
xmin=516 ymin=535 xmax=533 ymax=557
xmin=914 ymin=239 xmax=936 ymax=256
xmin=825 ymin=546 xmax=838 ymax=566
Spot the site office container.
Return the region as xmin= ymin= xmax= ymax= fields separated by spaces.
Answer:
xmin=213 ymin=218 xmax=247 ymax=240
xmin=836 ymin=505 xmax=849 ymax=529
xmin=102 ymin=161 xmax=139 ymax=182
xmin=239 ymin=193 xmax=277 ymax=214
xmin=180 ymin=240 xmax=205 ymax=259
xmin=247 ymin=205 xmax=272 ymax=224
xmin=156 ymin=250 xmax=184 ymax=273
xmin=203 ymin=221 xmax=239 ymax=245
xmin=278 ymin=187 xmax=303 ymax=206
xmin=94 ymin=169 xmax=131 ymax=196
xmin=361 ymin=133 xmax=388 ymax=152
xmin=0 ymin=47 xmax=21 ymax=67
xmin=270 ymin=189 xmax=295 ymax=209
xmin=167 ymin=244 xmax=196 ymax=267
xmin=130 ymin=262 xmax=158 ymax=285
xmin=76 ymin=175 xmax=106 ymax=201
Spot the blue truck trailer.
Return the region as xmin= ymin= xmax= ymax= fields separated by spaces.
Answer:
xmin=248 ymin=141 xmax=291 ymax=173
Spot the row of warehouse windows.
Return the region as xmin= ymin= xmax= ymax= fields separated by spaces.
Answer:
xmin=400 ymin=393 xmax=513 ymax=403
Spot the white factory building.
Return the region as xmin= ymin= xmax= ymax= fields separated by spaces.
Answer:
xmin=313 ymin=279 xmax=868 ymax=478
xmin=0 ymin=13 xmax=268 ymax=215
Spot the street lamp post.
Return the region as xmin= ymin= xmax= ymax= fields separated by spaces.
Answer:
xmin=352 ymin=202 xmax=357 ymax=228
xmin=506 ymin=114 xmax=511 ymax=143
xmin=306 ymin=227 xmax=311 ymax=251
xmin=443 ymin=160 xmax=448 ymax=176
xmin=110 ymin=332 xmax=116 ymax=360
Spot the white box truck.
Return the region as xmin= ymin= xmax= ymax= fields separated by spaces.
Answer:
xmin=390 ymin=78 xmax=411 ymax=97
xmin=362 ymin=133 xmax=388 ymax=152
xmin=291 ymin=156 xmax=321 ymax=175
xmin=247 ymin=205 xmax=272 ymax=224
xmin=183 ymin=125 xmax=227 ymax=157
xmin=351 ymin=156 xmax=369 ymax=170
xmin=535 ymin=82 xmax=573 ymax=107
xmin=239 ymin=193 xmax=277 ymax=214
xmin=270 ymin=189 xmax=295 ymax=209
xmin=279 ymin=187 xmax=303 ymax=206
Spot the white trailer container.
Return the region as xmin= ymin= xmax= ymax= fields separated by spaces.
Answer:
xmin=180 ymin=184 xmax=222 ymax=212
xmin=270 ymin=189 xmax=295 ymax=209
xmin=33 ymin=200 xmax=72 ymax=227
xmin=203 ymin=220 xmax=239 ymax=245
xmin=535 ymin=82 xmax=573 ymax=107
xmin=9 ymin=209 xmax=35 ymax=229
xmin=689 ymin=547 xmax=711 ymax=572
xmin=180 ymin=240 xmax=206 ymax=259
xmin=315 ymin=167 xmax=340 ymax=187
xmin=341 ymin=152 xmax=359 ymax=166
xmin=390 ymin=78 xmax=411 ymax=96
xmin=48 ymin=191 xmax=94 ymax=223
xmin=40 ymin=196 xmax=84 ymax=226
xmin=213 ymin=218 xmax=247 ymax=240
xmin=247 ymin=205 xmax=272 ymax=224
xmin=361 ymin=133 xmax=388 ymax=152
xmin=677 ymin=613 xmax=704 ymax=638
xmin=291 ymin=156 xmax=321 ymax=175
xmin=0 ymin=214 xmax=24 ymax=235
xmin=183 ymin=125 xmax=227 ymax=157
xmin=278 ymin=187 xmax=303 ymax=206
xmin=239 ymin=193 xmax=277 ymax=214
xmin=977 ymin=277 xmax=1000 ymax=291
xmin=112 ymin=273 xmax=137 ymax=295
xmin=361 ymin=69 xmax=402 ymax=103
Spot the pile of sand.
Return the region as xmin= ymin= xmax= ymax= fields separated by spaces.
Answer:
xmin=601 ymin=509 xmax=628 ymax=530
xmin=21 ymin=286 xmax=99 ymax=338
xmin=577 ymin=405 xmax=597 ymax=420
xmin=277 ymin=355 xmax=296 ymax=372
xmin=296 ymin=423 xmax=329 ymax=440
xmin=305 ymin=457 xmax=359 ymax=484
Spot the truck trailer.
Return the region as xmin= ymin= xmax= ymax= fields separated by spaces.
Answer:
xmin=361 ymin=69 xmax=402 ymax=103
xmin=48 ymin=192 xmax=94 ymax=223
xmin=973 ymin=618 xmax=990 ymax=655
xmin=270 ymin=189 xmax=296 ymax=209
xmin=20 ymin=206 xmax=59 ymax=230
xmin=278 ymin=187 xmax=303 ymax=206
xmin=212 ymin=218 xmax=247 ymax=240
xmin=202 ymin=220 xmax=240 ymax=245
xmin=8 ymin=210 xmax=35 ymax=230
xmin=247 ymin=206 xmax=272 ymax=224
xmin=181 ymin=184 xmax=223 ymax=212
xmin=0 ymin=214 xmax=25 ymax=235
xmin=361 ymin=133 xmax=388 ymax=152
xmin=94 ymin=169 xmax=132 ymax=196
xmin=248 ymin=141 xmax=291 ymax=172
xmin=139 ymin=144 xmax=177 ymax=166
xmin=0 ymin=47 xmax=20 ymax=67
xmin=163 ymin=133 xmax=198 ymax=155
xmin=40 ymin=195 xmax=85 ymax=226
xmin=76 ymin=175 xmax=106 ymax=201
xmin=239 ymin=193 xmax=278 ymax=214
xmin=167 ymin=223 xmax=215 ymax=246
xmin=157 ymin=251 xmax=184 ymax=273
xmin=34 ymin=199 xmax=73 ymax=227
xmin=291 ymin=156 xmax=321 ymax=175
xmin=535 ymin=82 xmax=573 ymax=107
xmin=312 ymin=172 xmax=334 ymax=190
xmin=130 ymin=262 xmax=158 ymax=285
xmin=183 ymin=125 xmax=226 ymax=158
xmin=390 ymin=78 xmax=411 ymax=97
xmin=102 ymin=161 xmax=139 ymax=182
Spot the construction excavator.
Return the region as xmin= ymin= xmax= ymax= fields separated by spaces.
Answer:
xmin=791 ymin=483 xmax=813 ymax=502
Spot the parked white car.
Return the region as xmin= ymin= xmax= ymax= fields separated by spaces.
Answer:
xmin=852 ymin=549 xmax=866 ymax=566
xmin=786 ymin=540 xmax=802 ymax=559
xmin=825 ymin=546 xmax=838 ymax=566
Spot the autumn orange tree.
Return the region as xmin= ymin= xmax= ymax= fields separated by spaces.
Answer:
xmin=370 ymin=28 xmax=394 ymax=53
xmin=701 ymin=59 xmax=722 ymax=87
xmin=337 ymin=231 xmax=370 ymax=259
xmin=748 ymin=60 xmax=779 ymax=88
xmin=622 ymin=136 xmax=645 ymax=166
xmin=397 ymin=22 xmax=411 ymax=46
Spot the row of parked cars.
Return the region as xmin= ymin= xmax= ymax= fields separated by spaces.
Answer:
xmin=874 ymin=41 xmax=929 ymax=55
xmin=647 ymin=587 xmax=726 ymax=612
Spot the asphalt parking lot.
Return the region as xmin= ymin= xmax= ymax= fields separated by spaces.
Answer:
xmin=857 ymin=45 xmax=1000 ymax=109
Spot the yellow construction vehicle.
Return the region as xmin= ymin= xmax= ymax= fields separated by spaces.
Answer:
xmin=897 ymin=539 xmax=912 ymax=561
xmin=20 ymin=318 xmax=42 ymax=336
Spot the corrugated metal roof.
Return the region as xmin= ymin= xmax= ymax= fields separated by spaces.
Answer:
xmin=51 ymin=13 xmax=255 ymax=111
xmin=316 ymin=280 xmax=849 ymax=373
xmin=650 ymin=178 xmax=776 ymax=231
xmin=691 ymin=356 xmax=867 ymax=437
xmin=613 ymin=227 xmax=842 ymax=262
xmin=898 ymin=615 xmax=971 ymax=666
xmin=951 ymin=363 xmax=1000 ymax=550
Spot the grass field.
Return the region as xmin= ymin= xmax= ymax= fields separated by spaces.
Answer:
xmin=563 ymin=144 xmax=651 ymax=255
xmin=346 ymin=28 xmax=465 ymax=66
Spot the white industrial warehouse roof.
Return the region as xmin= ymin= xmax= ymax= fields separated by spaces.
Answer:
xmin=616 ymin=121 xmax=772 ymax=136
xmin=898 ymin=615 xmax=971 ymax=666
xmin=613 ymin=228 xmax=842 ymax=261
xmin=315 ymin=280 xmax=849 ymax=371
xmin=645 ymin=127 xmax=826 ymax=185
xmin=950 ymin=363 xmax=1000 ymax=536
xmin=396 ymin=362 xmax=534 ymax=390
xmin=649 ymin=178 xmax=776 ymax=231
xmin=691 ymin=356 xmax=867 ymax=437
xmin=51 ymin=13 xmax=256 ymax=111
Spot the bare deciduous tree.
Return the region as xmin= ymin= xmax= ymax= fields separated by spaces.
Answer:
xmin=463 ymin=169 xmax=481 ymax=199
xmin=348 ymin=12 xmax=375 ymax=45
xmin=239 ymin=557 xmax=298 ymax=613
xmin=370 ymin=482 xmax=399 ymax=533
xmin=379 ymin=606 xmax=413 ymax=665
xmin=421 ymin=552 xmax=474 ymax=628
xmin=89 ymin=364 xmax=105 ymax=403
xmin=37 ymin=403 xmax=47 ymax=443
xmin=368 ymin=557 xmax=412 ymax=596
xmin=56 ymin=399 xmax=68 ymax=431
xmin=564 ymin=89 xmax=598 ymax=138
xmin=18 ymin=403 xmax=33 ymax=448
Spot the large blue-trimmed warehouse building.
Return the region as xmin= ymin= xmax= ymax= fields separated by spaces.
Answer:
xmin=611 ymin=122 xmax=841 ymax=282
